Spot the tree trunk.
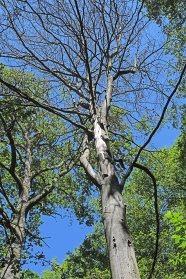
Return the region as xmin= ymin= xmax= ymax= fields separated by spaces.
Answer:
xmin=102 ymin=178 xmax=140 ymax=279
xmin=0 ymin=218 xmax=25 ymax=279
xmin=1 ymin=240 xmax=22 ymax=279
xmin=94 ymin=118 xmax=140 ymax=279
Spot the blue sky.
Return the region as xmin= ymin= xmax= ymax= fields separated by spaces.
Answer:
xmin=24 ymin=125 xmax=180 ymax=275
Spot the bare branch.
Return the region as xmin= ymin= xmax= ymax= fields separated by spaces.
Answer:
xmin=133 ymin=163 xmax=160 ymax=279
xmin=113 ymin=67 xmax=136 ymax=81
xmin=74 ymin=0 xmax=97 ymax=115
xmin=121 ymin=64 xmax=186 ymax=187
xmin=80 ymin=136 xmax=101 ymax=188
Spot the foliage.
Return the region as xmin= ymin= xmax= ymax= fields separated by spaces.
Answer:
xmin=124 ymin=136 xmax=185 ymax=278
xmin=61 ymin=222 xmax=110 ymax=278
xmin=165 ymin=210 xmax=186 ymax=268
xmin=19 ymin=269 xmax=40 ymax=279
xmin=145 ymin=0 xmax=185 ymax=56
xmin=0 ymin=66 xmax=94 ymax=269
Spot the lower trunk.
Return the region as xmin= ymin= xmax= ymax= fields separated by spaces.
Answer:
xmin=0 ymin=241 xmax=22 ymax=279
xmin=101 ymin=175 xmax=140 ymax=279
xmin=93 ymin=118 xmax=140 ymax=278
xmin=0 ymin=216 xmax=25 ymax=279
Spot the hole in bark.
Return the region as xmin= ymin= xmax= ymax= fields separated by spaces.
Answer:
xmin=128 ymin=240 xmax=132 ymax=246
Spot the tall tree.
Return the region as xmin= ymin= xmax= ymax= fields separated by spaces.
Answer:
xmin=0 ymin=67 xmax=82 ymax=279
xmin=43 ymin=128 xmax=185 ymax=279
xmin=0 ymin=1 xmax=185 ymax=278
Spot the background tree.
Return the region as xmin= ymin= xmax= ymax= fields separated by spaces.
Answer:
xmin=145 ymin=0 xmax=185 ymax=64
xmin=0 ymin=66 xmax=93 ymax=279
xmin=0 ymin=1 xmax=185 ymax=278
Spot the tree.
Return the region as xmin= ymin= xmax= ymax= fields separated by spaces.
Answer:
xmin=145 ymin=0 xmax=185 ymax=59
xmin=0 ymin=67 xmax=83 ymax=279
xmin=124 ymin=143 xmax=185 ymax=278
xmin=45 ymin=128 xmax=185 ymax=278
xmin=145 ymin=0 xmax=185 ymax=94
xmin=0 ymin=1 xmax=185 ymax=278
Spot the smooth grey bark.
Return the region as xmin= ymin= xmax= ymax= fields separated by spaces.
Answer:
xmin=93 ymin=118 xmax=140 ymax=279
xmin=102 ymin=175 xmax=140 ymax=279
xmin=102 ymin=180 xmax=140 ymax=279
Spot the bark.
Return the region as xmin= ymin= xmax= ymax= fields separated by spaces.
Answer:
xmin=0 ymin=133 xmax=31 ymax=279
xmin=94 ymin=118 xmax=140 ymax=279
xmin=0 ymin=214 xmax=26 ymax=279
xmin=102 ymin=179 xmax=140 ymax=279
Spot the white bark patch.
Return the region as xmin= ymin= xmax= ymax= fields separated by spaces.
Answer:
xmin=94 ymin=118 xmax=113 ymax=177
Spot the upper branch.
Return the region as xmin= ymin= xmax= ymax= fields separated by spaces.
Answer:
xmin=0 ymin=76 xmax=92 ymax=134
xmin=121 ymin=63 xmax=186 ymax=187
xmin=74 ymin=0 xmax=97 ymax=115
xmin=113 ymin=68 xmax=136 ymax=81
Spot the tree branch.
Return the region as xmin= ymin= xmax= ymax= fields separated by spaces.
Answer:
xmin=25 ymin=160 xmax=75 ymax=213
xmin=0 ymin=113 xmax=24 ymax=192
xmin=133 ymin=163 xmax=160 ymax=279
xmin=0 ymin=161 xmax=23 ymax=194
xmin=80 ymin=136 xmax=101 ymax=189
xmin=0 ymin=175 xmax=17 ymax=214
xmin=121 ymin=64 xmax=186 ymax=187
xmin=113 ymin=57 xmax=137 ymax=80
xmin=31 ymin=161 xmax=64 ymax=180
xmin=0 ymin=113 xmax=17 ymax=173
xmin=26 ymin=229 xmax=51 ymax=248
xmin=0 ymin=207 xmax=12 ymax=230
xmin=0 ymin=76 xmax=92 ymax=134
